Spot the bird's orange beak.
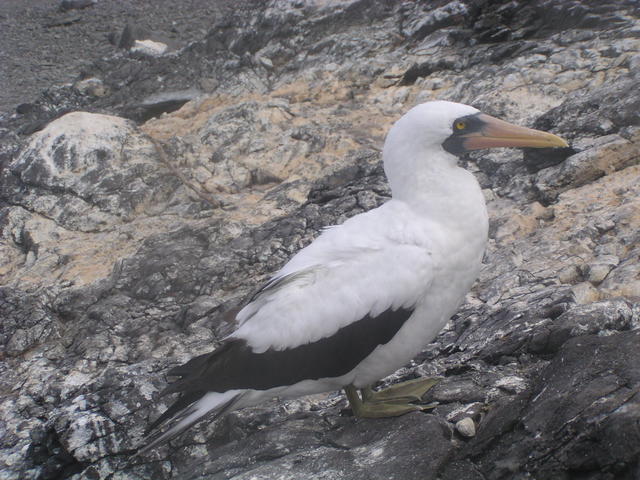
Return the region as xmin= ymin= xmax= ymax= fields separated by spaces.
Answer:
xmin=462 ymin=113 xmax=569 ymax=150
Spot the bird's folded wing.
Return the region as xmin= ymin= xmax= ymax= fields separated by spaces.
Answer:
xmin=231 ymin=230 xmax=434 ymax=354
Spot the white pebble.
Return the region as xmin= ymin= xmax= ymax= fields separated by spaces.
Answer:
xmin=455 ymin=417 xmax=476 ymax=438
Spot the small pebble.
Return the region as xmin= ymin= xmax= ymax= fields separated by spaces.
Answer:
xmin=131 ymin=39 xmax=168 ymax=57
xmin=558 ymin=264 xmax=581 ymax=284
xmin=455 ymin=417 xmax=476 ymax=438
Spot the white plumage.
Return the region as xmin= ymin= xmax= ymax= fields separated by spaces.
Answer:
xmin=140 ymin=101 xmax=567 ymax=452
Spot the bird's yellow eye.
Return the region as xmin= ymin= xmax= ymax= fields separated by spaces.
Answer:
xmin=455 ymin=121 xmax=466 ymax=130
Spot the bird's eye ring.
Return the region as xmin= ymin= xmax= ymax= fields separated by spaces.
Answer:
xmin=455 ymin=121 xmax=466 ymax=130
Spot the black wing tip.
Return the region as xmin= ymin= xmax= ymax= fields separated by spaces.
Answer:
xmin=145 ymin=391 xmax=204 ymax=435
xmin=137 ymin=402 xmax=201 ymax=455
xmin=137 ymin=392 xmax=243 ymax=455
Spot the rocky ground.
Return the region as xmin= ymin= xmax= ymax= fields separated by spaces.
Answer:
xmin=1 ymin=1 xmax=639 ymax=479
xmin=0 ymin=0 xmax=255 ymax=114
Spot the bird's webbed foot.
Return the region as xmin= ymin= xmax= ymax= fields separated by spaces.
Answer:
xmin=344 ymin=377 xmax=439 ymax=418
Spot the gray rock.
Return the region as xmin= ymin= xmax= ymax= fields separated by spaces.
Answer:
xmin=73 ymin=77 xmax=108 ymax=97
xmin=0 ymin=287 xmax=58 ymax=357
xmin=59 ymin=0 xmax=96 ymax=12
xmin=124 ymin=88 xmax=201 ymax=122
xmin=441 ymin=331 xmax=640 ymax=480
xmin=181 ymin=413 xmax=453 ymax=480
xmin=117 ymin=22 xmax=142 ymax=49
xmin=0 ymin=1 xmax=639 ymax=480
xmin=2 ymin=112 xmax=180 ymax=231
xmin=426 ymin=377 xmax=486 ymax=404
xmin=534 ymin=75 xmax=640 ymax=139
xmin=535 ymin=133 xmax=640 ymax=203
xmin=584 ymin=254 xmax=619 ymax=284
xmin=402 ymin=1 xmax=468 ymax=40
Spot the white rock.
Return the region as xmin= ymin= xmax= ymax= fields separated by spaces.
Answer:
xmin=455 ymin=417 xmax=476 ymax=438
xmin=257 ymin=55 xmax=274 ymax=69
xmin=131 ymin=39 xmax=168 ymax=57
xmin=494 ymin=375 xmax=527 ymax=394
xmin=74 ymin=77 xmax=108 ymax=97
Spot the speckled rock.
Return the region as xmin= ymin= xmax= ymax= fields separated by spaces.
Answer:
xmin=0 ymin=1 xmax=639 ymax=480
xmin=441 ymin=331 xmax=640 ymax=480
xmin=535 ymin=130 xmax=640 ymax=203
xmin=4 ymin=112 xmax=180 ymax=231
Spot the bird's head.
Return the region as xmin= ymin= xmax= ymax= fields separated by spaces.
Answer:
xmin=382 ymin=101 xmax=568 ymax=199
xmin=385 ymin=100 xmax=568 ymax=159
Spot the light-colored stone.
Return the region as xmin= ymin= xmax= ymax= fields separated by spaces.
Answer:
xmin=572 ymin=282 xmax=602 ymax=304
xmin=74 ymin=77 xmax=108 ymax=97
xmin=131 ymin=39 xmax=168 ymax=57
xmin=455 ymin=417 xmax=476 ymax=438
xmin=558 ymin=264 xmax=582 ymax=284
xmin=586 ymin=255 xmax=619 ymax=284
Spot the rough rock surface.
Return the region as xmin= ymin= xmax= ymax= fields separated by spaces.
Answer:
xmin=1 ymin=1 xmax=639 ymax=479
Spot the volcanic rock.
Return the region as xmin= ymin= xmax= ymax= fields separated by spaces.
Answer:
xmin=0 ymin=1 xmax=639 ymax=480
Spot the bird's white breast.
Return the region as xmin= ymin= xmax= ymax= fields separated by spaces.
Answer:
xmin=349 ymin=168 xmax=488 ymax=387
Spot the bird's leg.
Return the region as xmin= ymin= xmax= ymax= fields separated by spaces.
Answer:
xmin=344 ymin=378 xmax=439 ymax=418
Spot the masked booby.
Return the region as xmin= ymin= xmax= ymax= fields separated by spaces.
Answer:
xmin=140 ymin=100 xmax=568 ymax=452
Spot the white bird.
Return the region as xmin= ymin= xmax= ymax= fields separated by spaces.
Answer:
xmin=140 ymin=100 xmax=568 ymax=452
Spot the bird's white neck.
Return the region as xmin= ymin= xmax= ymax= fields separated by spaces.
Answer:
xmin=384 ymin=145 xmax=487 ymax=230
